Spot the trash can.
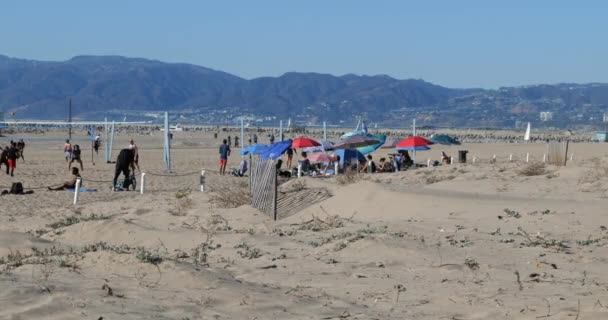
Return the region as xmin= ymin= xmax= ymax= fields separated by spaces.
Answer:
xmin=458 ymin=150 xmax=468 ymax=163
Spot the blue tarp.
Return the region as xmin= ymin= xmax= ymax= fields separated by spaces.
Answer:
xmin=261 ymin=139 xmax=293 ymax=160
xmin=240 ymin=144 xmax=268 ymax=156
xmin=333 ymin=149 xmax=366 ymax=166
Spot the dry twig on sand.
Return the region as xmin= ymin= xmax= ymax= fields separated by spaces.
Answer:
xmin=519 ymin=162 xmax=546 ymax=176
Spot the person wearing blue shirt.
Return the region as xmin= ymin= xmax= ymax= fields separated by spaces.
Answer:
xmin=219 ymin=139 xmax=231 ymax=175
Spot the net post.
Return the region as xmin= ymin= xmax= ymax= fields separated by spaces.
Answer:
xmin=140 ymin=172 xmax=146 ymax=194
xmin=73 ymin=178 xmax=81 ymax=205
xmin=272 ymin=161 xmax=278 ymax=221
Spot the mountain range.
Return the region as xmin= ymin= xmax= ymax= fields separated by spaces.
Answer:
xmin=1 ymin=54 xmax=607 ymax=128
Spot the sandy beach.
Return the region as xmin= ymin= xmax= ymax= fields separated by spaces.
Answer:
xmin=1 ymin=130 xmax=608 ymax=319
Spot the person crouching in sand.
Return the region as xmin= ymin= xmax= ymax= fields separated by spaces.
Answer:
xmin=48 ymin=167 xmax=81 ymax=191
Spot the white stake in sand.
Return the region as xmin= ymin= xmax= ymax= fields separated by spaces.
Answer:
xmin=334 ymin=162 xmax=339 ymax=175
xmin=526 ymin=153 xmax=529 ymax=163
xmin=542 ymin=154 xmax=546 ymax=163
xmin=140 ymin=172 xmax=146 ymax=194
xmin=570 ymin=154 xmax=574 ymax=161
xmin=427 ymin=159 xmax=431 ymax=168
xmin=73 ymin=178 xmax=81 ymax=205
xmin=509 ymin=154 xmax=513 ymax=161
xmin=473 ymin=156 xmax=477 ymax=164
xmin=297 ymin=164 xmax=302 ymax=177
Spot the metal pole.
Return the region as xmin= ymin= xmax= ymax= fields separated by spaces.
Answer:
xmin=104 ymin=117 xmax=109 ymax=162
xmin=564 ymin=140 xmax=569 ymax=166
xmin=109 ymin=121 xmax=115 ymax=161
xmin=68 ymin=97 xmax=72 ymax=140
xmin=240 ymin=118 xmax=244 ymax=149
xmin=163 ymin=112 xmax=171 ymax=172
xmin=279 ymin=120 xmax=283 ymax=141
xmin=90 ymin=126 xmax=94 ymax=165
xmin=412 ymin=118 xmax=417 ymax=163
xmin=323 ymin=121 xmax=327 ymax=141
xmin=272 ymin=161 xmax=278 ymax=221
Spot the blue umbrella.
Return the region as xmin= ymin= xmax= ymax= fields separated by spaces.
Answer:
xmin=240 ymin=144 xmax=267 ymax=156
xmin=332 ymin=149 xmax=366 ymax=166
xmin=261 ymin=139 xmax=293 ymax=160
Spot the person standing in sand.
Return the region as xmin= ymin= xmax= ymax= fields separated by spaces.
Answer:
xmin=64 ymin=139 xmax=72 ymax=162
xmin=94 ymin=134 xmax=101 ymax=156
xmin=16 ymin=139 xmax=25 ymax=162
xmin=219 ymin=139 xmax=231 ymax=176
xmin=1 ymin=146 xmax=9 ymax=175
xmin=129 ymin=139 xmax=140 ymax=173
xmin=68 ymin=144 xmax=84 ymax=171
xmin=286 ymin=147 xmax=295 ymax=169
xmin=113 ymin=148 xmax=135 ymax=191
xmin=7 ymin=143 xmax=17 ymax=177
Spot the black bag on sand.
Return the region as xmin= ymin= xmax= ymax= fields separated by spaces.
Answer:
xmin=10 ymin=182 xmax=24 ymax=194
xmin=123 ymin=174 xmax=136 ymax=191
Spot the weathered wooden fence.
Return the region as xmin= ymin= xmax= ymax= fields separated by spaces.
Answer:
xmin=250 ymin=156 xmax=278 ymax=220
xmin=547 ymin=141 xmax=569 ymax=166
xmin=249 ymin=156 xmax=332 ymax=220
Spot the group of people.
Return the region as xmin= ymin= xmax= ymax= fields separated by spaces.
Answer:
xmin=52 ymin=138 xmax=140 ymax=192
xmin=0 ymin=140 xmax=24 ymax=177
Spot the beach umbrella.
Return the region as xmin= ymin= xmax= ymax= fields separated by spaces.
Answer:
xmin=395 ymin=145 xmax=431 ymax=151
xmin=239 ymin=144 xmax=268 ymax=156
xmin=333 ymin=135 xmax=380 ymax=150
xmin=308 ymin=153 xmax=332 ymax=163
xmin=395 ymin=136 xmax=433 ymax=149
xmin=357 ymin=134 xmax=386 ymax=155
xmin=381 ymin=136 xmax=405 ymax=149
xmin=429 ymin=134 xmax=461 ymax=145
xmin=332 ymin=149 xmax=366 ymax=166
xmin=303 ymin=140 xmax=334 ymax=153
xmin=341 ymin=130 xmax=367 ymax=139
xmin=261 ymin=139 xmax=292 ymax=160
xmin=291 ymin=137 xmax=321 ymax=149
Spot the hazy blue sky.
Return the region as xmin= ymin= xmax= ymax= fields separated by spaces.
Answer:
xmin=1 ymin=0 xmax=606 ymax=88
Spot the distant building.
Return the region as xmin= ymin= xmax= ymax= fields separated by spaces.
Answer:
xmin=540 ymin=111 xmax=554 ymax=122
xmin=603 ymin=113 xmax=608 ymax=123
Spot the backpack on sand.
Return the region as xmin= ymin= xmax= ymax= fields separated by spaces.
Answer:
xmin=10 ymin=182 xmax=24 ymax=194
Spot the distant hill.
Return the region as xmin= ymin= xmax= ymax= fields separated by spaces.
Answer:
xmin=1 ymin=54 xmax=607 ymax=128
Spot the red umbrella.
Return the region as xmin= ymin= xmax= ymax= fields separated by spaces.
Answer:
xmin=292 ymin=137 xmax=321 ymax=149
xmin=395 ymin=136 xmax=434 ymax=148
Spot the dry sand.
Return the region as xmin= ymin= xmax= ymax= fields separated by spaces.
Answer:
xmin=1 ymin=130 xmax=608 ymax=319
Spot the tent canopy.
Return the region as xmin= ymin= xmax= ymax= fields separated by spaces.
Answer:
xmin=261 ymin=139 xmax=293 ymax=160
xmin=429 ymin=134 xmax=461 ymax=145
xmin=240 ymin=144 xmax=268 ymax=156
xmin=332 ymin=149 xmax=366 ymax=166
